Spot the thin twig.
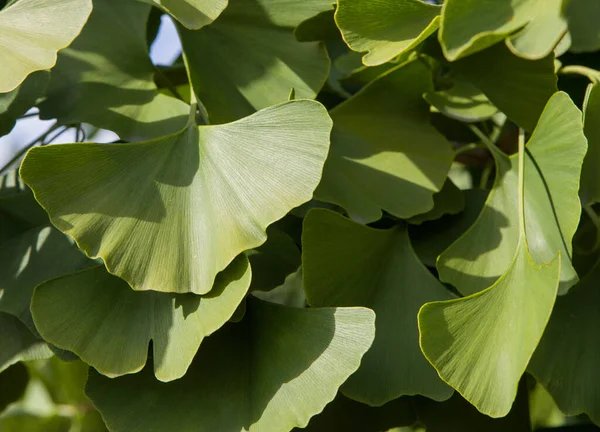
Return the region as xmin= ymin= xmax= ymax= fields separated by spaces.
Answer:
xmin=0 ymin=122 xmax=59 ymax=175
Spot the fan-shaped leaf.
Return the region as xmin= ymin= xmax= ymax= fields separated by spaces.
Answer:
xmin=31 ymin=255 xmax=250 ymax=382
xmin=566 ymin=0 xmax=600 ymax=53
xmin=438 ymin=92 xmax=586 ymax=295
xmin=38 ymin=0 xmax=189 ymax=141
xmin=85 ymin=298 xmax=375 ymax=432
xmin=0 ymin=313 xmax=51 ymax=373
xmin=316 ymin=59 xmax=454 ymax=223
xmin=179 ymin=0 xmax=329 ymax=123
xmin=21 ymin=100 xmax=332 ymax=295
xmin=0 ymin=72 xmax=48 ymax=137
xmin=0 ymin=0 xmax=92 ymax=93
xmin=149 ymin=0 xmax=228 ymax=30
xmin=303 ymin=209 xmax=454 ymax=405
xmin=335 ymin=0 xmax=441 ymax=66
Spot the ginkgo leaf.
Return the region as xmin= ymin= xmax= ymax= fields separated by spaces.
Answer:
xmin=566 ymin=0 xmax=600 ymax=53
xmin=438 ymin=92 xmax=586 ymax=295
xmin=581 ymin=84 xmax=600 ymax=205
xmin=303 ymin=209 xmax=454 ymax=405
xmin=407 ymin=179 xmax=465 ymax=225
xmin=38 ymin=0 xmax=189 ymax=141
xmin=452 ymin=43 xmax=557 ymax=132
xmin=335 ymin=0 xmax=441 ymax=66
xmin=0 ymin=363 xmax=28 ymax=412
xmin=315 ymin=59 xmax=454 ymax=223
xmin=178 ymin=0 xmax=329 ymax=124
xmin=528 ymin=258 xmax=600 ymax=426
xmin=506 ymin=0 xmax=567 ymax=60
xmin=31 ymin=255 xmax=251 ymax=382
xmin=439 ymin=0 xmax=538 ymax=61
xmin=0 ymin=312 xmax=52 ymax=373
xmin=419 ymin=119 xmax=561 ymax=417
xmin=148 ymin=0 xmax=228 ymax=30
xmin=85 ymin=298 xmax=375 ymax=432
xmin=0 ymin=225 xmax=94 ymax=331
xmin=21 ymin=100 xmax=332 ymax=295
xmin=423 ymin=75 xmax=498 ymax=123
xmin=0 ymin=72 xmax=48 ymax=137
xmin=0 ymin=0 xmax=92 ymax=93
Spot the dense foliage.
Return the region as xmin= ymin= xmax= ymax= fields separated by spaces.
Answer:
xmin=1 ymin=0 xmax=600 ymax=430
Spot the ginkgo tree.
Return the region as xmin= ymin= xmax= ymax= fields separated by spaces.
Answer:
xmin=1 ymin=0 xmax=600 ymax=430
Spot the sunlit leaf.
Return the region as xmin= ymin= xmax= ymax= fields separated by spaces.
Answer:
xmin=0 ymin=0 xmax=92 ymax=93
xmin=38 ymin=0 xmax=189 ymax=141
xmin=528 ymin=258 xmax=600 ymax=426
xmin=303 ymin=209 xmax=453 ymax=405
xmin=31 ymin=255 xmax=250 ymax=382
xmin=21 ymin=100 xmax=332 ymax=294
xmin=316 ymin=59 xmax=454 ymax=223
xmin=420 ymin=110 xmax=562 ymax=416
xmin=438 ymin=92 xmax=586 ymax=295
xmin=148 ymin=0 xmax=228 ymax=30
xmin=452 ymin=43 xmax=557 ymax=132
xmin=86 ymin=298 xmax=375 ymax=432
xmin=335 ymin=0 xmax=441 ymax=66
xmin=179 ymin=0 xmax=329 ymax=123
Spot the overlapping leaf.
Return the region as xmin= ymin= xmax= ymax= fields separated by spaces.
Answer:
xmin=420 ymin=99 xmax=565 ymax=417
xmin=581 ymin=84 xmax=600 ymax=205
xmin=316 ymin=59 xmax=454 ymax=223
xmin=438 ymin=92 xmax=586 ymax=295
xmin=0 ymin=313 xmax=52 ymax=373
xmin=528 ymin=259 xmax=600 ymax=426
xmin=21 ymin=100 xmax=332 ymax=295
xmin=335 ymin=0 xmax=441 ymax=66
xmin=0 ymin=72 xmax=48 ymax=137
xmin=31 ymin=256 xmax=250 ymax=382
xmin=303 ymin=209 xmax=453 ymax=405
xmin=38 ymin=0 xmax=189 ymax=141
xmin=0 ymin=0 xmax=92 ymax=93
xmin=452 ymin=43 xmax=557 ymax=132
xmin=566 ymin=0 xmax=600 ymax=53
xmin=148 ymin=0 xmax=228 ymax=30
xmin=178 ymin=0 xmax=330 ymax=123
xmin=85 ymin=298 xmax=375 ymax=432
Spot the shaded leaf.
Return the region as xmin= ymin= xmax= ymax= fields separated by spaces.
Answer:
xmin=179 ymin=0 xmax=329 ymax=123
xmin=335 ymin=0 xmax=441 ymax=66
xmin=0 ymin=170 xmax=49 ymax=230
xmin=86 ymin=298 xmax=375 ymax=432
xmin=0 ymin=72 xmax=48 ymax=137
xmin=303 ymin=209 xmax=453 ymax=405
xmin=31 ymin=255 xmax=250 ymax=382
xmin=252 ymin=267 xmax=305 ymax=308
xmin=581 ymin=83 xmax=600 ymax=205
xmin=453 ymin=43 xmax=557 ymax=132
xmin=0 ymin=363 xmax=28 ymax=412
xmin=38 ymin=0 xmax=189 ymax=141
xmin=0 ymin=313 xmax=52 ymax=373
xmin=566 ymin=0 xmax=600 ymax=53
xmin=316 ymin=59 xmax=454 ymax=223
xmin=528 ymin=258 xmax=600 ymax=426
xmin=0 ymin=0 xmax=92 ymax=93
xmin=21 ymin=100 xmax=332 ymax=294
xmin=149 ymin=0 xmax=228 ymax=30
xmin=438 ymin=92 xmax=586 ymax=295
xmin=407 ymin=179 xmax=465 ymax=225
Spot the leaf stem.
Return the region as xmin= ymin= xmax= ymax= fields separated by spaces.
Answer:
xmin=467 ymin=124 xmax=497 ymax=150
xmin=455 ymin=142 xmax=484 ymax=156
xmin=518 ymin=128 xmax=526 ymax=237
xmin=560 ymin=65 xmax=600 ymax=83
xmin=0 ymin=122 xmax=59 ymax=175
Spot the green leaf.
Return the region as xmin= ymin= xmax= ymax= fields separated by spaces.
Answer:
xmin=31 ymin=255 xmax=250 ymax=382
xmin=438 ymin=92 xmax=586 ymax=295
xmin=0 ymin=313 xmax=52 ymax=373
xmin=316 ymin=59 xmax=454 ymax=223
xmin=452 ymin=43 xmax=558 ymax=132
xmin=148 ymin=0 xmax=228 ymax=30
xmin=528 ymin=258 xmax=600 ymax=426
xmin=252 ymin=267 xmax=305 ymax=308
xmin=407 ymin=179 xmax=465 ymax=225
xmin=21 ymin=100 xmax=332 ymax=295
xmin=0 ymin=363 xmax=28 ymax=412
xmin=335 ymin=0 xmax=441 ymax=66
xmin=423 ymin=75 xmax=498 ymax=123
xmin=0 ymin=225 xmax=94 ymax=330
xmin=439 ymin=0 xmax=538 ymax=61
xmin=37 ymin=0 xmax=189 ymax=141
xmin=86 ymin=298 xmax=375 ymax=432
xmin=565 ymin=0 xmax=600 ymax=53
xmin=303 ymin=209 xmax=453 ymax=405
xmin=0 ymin=72 xmax=48 ymax=137
xmin=506 ymin=0 xmax=567 ymax=60
xmin=581 ymin=84 xmax=600 ymax=205
xmin=0 ymin=170 xmax=49 ymax=230
xmin=0 ymin=0 xmax=92 ymax=93
xmin=179 ymin=0 xmax=329 ymax=124
xmin=419 ymin=109 xmax=562 ymax=417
